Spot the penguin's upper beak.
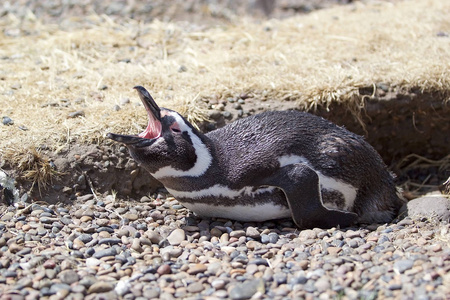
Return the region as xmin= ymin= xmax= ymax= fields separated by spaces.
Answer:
xmin=134 ymin=85 xmax=161 ymax=122
xmin=107 ymin=86 xmax=163 ymax=145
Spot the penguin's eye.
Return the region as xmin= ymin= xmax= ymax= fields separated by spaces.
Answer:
xmin=170 ymin=123 xmax=181 ymax=133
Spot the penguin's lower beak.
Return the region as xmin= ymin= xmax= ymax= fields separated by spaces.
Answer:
xmin=106 ymin=133 xmax=143 ymax=144
xmin=107 ymin=86 xmax=163 ymax=145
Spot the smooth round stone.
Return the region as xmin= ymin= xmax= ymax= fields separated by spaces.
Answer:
xmin=99 ymin=238 xmax=121 ymax=245
xmin=299 ymin=229 xmax=317 ymax=240
xmin=388 ymin=283 xmax=403 ymax=290
xmin=2 ymin=116 xmax=14 ymax=125
xmin=72 ymin=239 xmax=85 ymax=250
xmin=393 ymin=259 xmax=414 ymax=274
xmin=115 ymin=280 xmax=130 ymax=296
xmin=87 ymin=282 xmax=114 ymax=294
xmin=86 ymin=258 xmax=101 ymax=267
xmin=187 ymin=281 xmax=204 ymax=293
xmin=187 ymin=264 xmax=207 ymax=275
xmin=123 ymin=213 xmax=139 ymax=221
xmin=245 ymin=227 xmax=260 ymax=239
xmin=210 ymin=228 xmax=222 ymax=237
xmin=79 ymin=276 xmax=97 ymax=288
xmin=167 ymin=229 xmax=185 ymax=246
xmin=378 ymin=235 xmax=390 ymax=244
xmin=344 ymin=230 xmax=361 ymax=239
xmin=14 ymin=277 xmax=32 ymax=289
xmin=211 ymin=279 xmax=226 ymax=290
xmin=314 ymin=278 xmax=331 ymax=292
xmin=43 ymin=259 xmax=56 ymax=269
xmin=93 ymin=247 xmax=117 ymax=259
xmin=207 ymin=262 xmax=222 ymax=275
xmin=260 ymin=234 xmax=270 ymax=244
xmin=131 ymin=238 xmax=144 ymax=253
xmin=143 ymin=287 xmax=160 ymax=298
xmin=8 ymin=243 xmax=23 ymax=254
xmin=268 ymin=233 xmax=279 ymax=244
xmin=50 ymin=283 xmax=71 ymax=294
xmin=71 ymin=284 xmax=86 ymax=293
xmin=157 ymin=264 xmax=172 ymax=275
xmin=230 ymin=230 xmax=246 ymax=238
xmin=60 ymin=217 xmax=73 ymax=225
xmin=401 ymin=196 xmax=450 ymax=221
xmin=273 ymin=273 xmax=287 ymax=284
xmin=97 ymin=227 xmax=115 ymax=234
xmin=40 ymin=287 xmax=54 ymax=297
xmin=292 ymin=275 xmax=308 ymax=285
xmin=215 ymin=290 xmax=229 ymax=298
xmin=249 ymin=258 xmax=269 ymax=266
xmin=85 ymin=247 xmax=95 ymax=257
xmin=229 ymin=279 xmax=264 ymax=300
xmin=77 ymin=234 xmax=93 ymax=244
xmin=146 ymin=231 xmax=163 ymax=244
xmin=59 ymin=270 xmax=80 ymax=284
xmin=16 ymin=247 xmax=32 ymax=256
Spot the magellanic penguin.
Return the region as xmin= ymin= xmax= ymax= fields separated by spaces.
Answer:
xmin=107 ymin=86 xmax=404 ymax=229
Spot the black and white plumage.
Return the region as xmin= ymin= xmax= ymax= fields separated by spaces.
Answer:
xmin=107 ymin=86 xmax=404 ymax=229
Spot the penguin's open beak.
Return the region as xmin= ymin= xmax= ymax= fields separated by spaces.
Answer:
xmin=107 ymin=86 xmax=163 ymax=145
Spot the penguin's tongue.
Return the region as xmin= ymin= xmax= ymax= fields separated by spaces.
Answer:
xmin=139 ymin=113 xmax=162 ymax=139
xmin=134 ymin=85 xmax=162 ymax=139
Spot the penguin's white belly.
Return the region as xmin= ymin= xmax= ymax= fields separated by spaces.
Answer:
xmin=166 ymin=185 xmax=291 ymax=222
xmin=181 ymin=202 xmax=291 ymax=222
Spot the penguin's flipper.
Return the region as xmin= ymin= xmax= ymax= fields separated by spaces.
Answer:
xmin=262 ymin=164 xmax=358 ymax=229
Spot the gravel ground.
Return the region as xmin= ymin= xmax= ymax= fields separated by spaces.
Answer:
xmin=0 ymin=194 xmax=449 ymax=300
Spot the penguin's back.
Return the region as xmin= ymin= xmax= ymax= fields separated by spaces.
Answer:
xmin=206 ymin=110 xmax=402 ymax=222
xmin=206 ymin=110 xmax=370 ymax=183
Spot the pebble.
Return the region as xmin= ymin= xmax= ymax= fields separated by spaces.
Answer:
xmin=87 ymin=282 xmax=114 ymax=293
xmin=167 ymin=228 xmax=185 ymax=245
xmin=212 ymin=279 xmax=226 ymax=290
xmin=315 ymin=277 xmax=331 ymax=292
xmin=230 ymin=230 xmax=246 ymax=238
xmin=86 ymin=257 xmax=101 ymax=267
xmin=93 ymin=247 xmax=117 ymax=258
xmin=2 ymin=116 xmax=14 ymax=125
xmin=59 ymin=270 xmax=80 ymax=284
xmin=187 ymin=264 xmax=207 ymax=275
xmin=245 ymin=227 xmax=260 ymax=239
xmin=77 ymin=234 xmax=93 ymax=244
xmin=393 ymin=259 xmax=414 ymax=274
xmin=401 ymin=196 xmax=450 ymax=221
xmin=229 ymin=278 xmax=265 ymax=300
xmin=157 ymin=264 xmax=172 ymax=275
xmin=68 ymin=110 xmax=85 ymax=118
xmin=187 ymin=281 xmax=204 ymax=293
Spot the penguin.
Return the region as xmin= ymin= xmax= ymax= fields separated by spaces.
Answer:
xmin=107 ymin=86 xmax=404 ymax=229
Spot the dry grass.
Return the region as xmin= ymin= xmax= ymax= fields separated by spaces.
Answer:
xmin=3 ymin=147 xmax=58 ymax=194
xmin=0 ymin=0 xmax=449 ymax=164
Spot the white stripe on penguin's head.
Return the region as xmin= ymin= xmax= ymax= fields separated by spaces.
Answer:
xmin=152 ymin=111 xmax=212 ymax=179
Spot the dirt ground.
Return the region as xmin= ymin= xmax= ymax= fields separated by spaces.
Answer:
xmin=0 ymin=0 xmax=449 ymax=203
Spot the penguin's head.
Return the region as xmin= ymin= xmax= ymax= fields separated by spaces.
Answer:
xmin=107 ymin=86 xmax=205 ymax=177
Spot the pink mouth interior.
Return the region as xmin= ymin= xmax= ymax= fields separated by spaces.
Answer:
xmin=138 ymin=113 xmax=162 ymax=139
